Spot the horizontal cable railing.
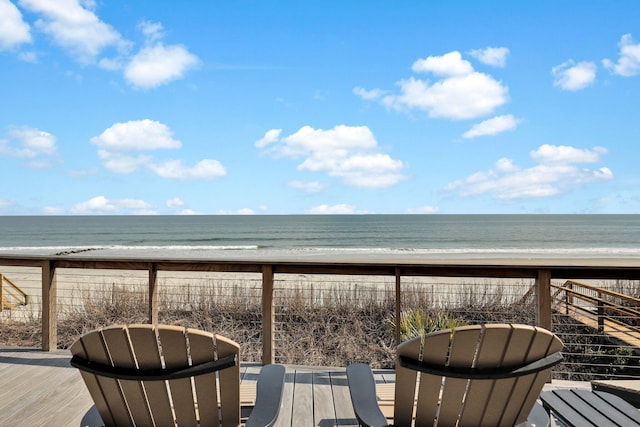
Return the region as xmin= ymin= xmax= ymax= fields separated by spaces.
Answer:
xmin=1 ymin=255 xmax=640 ymax=380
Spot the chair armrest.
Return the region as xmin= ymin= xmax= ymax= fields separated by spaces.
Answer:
xmin=346 ymin=363 xmax=389 ymax=427
xmin=246 ymin=364 xmax=286 ymax=427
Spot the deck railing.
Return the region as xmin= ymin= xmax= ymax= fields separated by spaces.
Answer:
xmin=551 ymin=279 xmax=640 ymax=335
xmin=0 ymin=273 xmax=29 ymax=311
xmin=1 ymin=255 xmax=640 ymax=370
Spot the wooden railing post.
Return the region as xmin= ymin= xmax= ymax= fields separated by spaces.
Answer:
xmin=395 ymin=267 xmax=402 ymax=346
xmin=149 ymin=262 xmax=158 ymax=324
xmin=262 ymin=264 xmax=275 ymax=365
xmin=42 ymin=260 xmax=57 ymax=351
xmin=0 ymin=274 xmax=3 ymax=312
xmin=597 ymin=301 xmax=605 ymax=331
xmin=536 ymin=269 xmax=552 ymax=330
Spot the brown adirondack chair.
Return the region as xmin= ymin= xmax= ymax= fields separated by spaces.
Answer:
xmin=347 ymin=323 xmax=564 ymax=427
xmin=70 ymin=324 xmax=285 ymax=427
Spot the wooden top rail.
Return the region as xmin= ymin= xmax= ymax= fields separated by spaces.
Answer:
xmin=2 ymin=254 xmax=640 ymax=279
xmin=561 ymin=280 xmax=640 ymax=306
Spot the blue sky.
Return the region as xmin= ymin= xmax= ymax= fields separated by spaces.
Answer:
xmin=1 ymin=1 xmax=640 ymax=215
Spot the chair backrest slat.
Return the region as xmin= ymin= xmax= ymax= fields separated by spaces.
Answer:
xmin=69 ymin=332 xmax=119 ymax=426
xmin=188 ymin=329 xmax=222 ymax=427
xmin=127 ymin=324 xmax=175 ymax=426
xmin=439 ymin=327 xmax=483 ymax=424
xmin=157 ymin=326 xmax=199 ymax=427
xmin=215 ymin=334 xmax=241 ymax=427
xmin=101 ymin=326 xmax=155 ymax=426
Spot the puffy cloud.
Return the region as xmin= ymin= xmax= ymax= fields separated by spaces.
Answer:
xmin=288 ymin=180 xmax=327 ymax=193
xmin=91 ymin=119 xmax=181 ymax=151
xmin=71 ymin=196 xmax=154 ymax=214
xmin=462 ymin=114 xmax=520 ymax=139
xmin=91 ymin=119 xmax=226 ymax=179
xmin=2 ymin=126 xmax=57 ymax=157
xmin=552 ymin=60 xmax=597 ymax=91
xmin=254 ymin=128 xmax=282 ymax=148
xmin=13 ymin=3 xmax=197 ymax=88
xmin=445 ymin=144 xmax=613 ymax=200
xmin=383 ymin=73 xmax=508 ymax=120
xmin=124 ymin=43 xmax=199 ymax=89
xmin=357 ymin=51 xmax=509 ymax=120
xmin=603 ymin=34 xmax=640 ymax=77
xmin=305 ymin=204 xmax=357 ymax=214
xmin=469 ymin=47 xmax=510 ymax=67
xmin=19 ymin=0 xmax=125 ymax=63
xmin=530 ymin=144 xmax=606 ymax=164
xmin=0 ymin=0 xmax=31 ymax=50
xmin=0 ymin=126 xmax=57 ymax=169
xmin=412 ymin=51 xmax=473 ymax=76
xmin=257 ymin=125 xmax=406 ymax=189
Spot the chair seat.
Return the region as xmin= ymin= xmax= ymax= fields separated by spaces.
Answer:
xmin=540 ymin=389 xmax=640 ymax=427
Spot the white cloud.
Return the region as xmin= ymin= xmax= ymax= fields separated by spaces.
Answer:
xmin=0 ymin=0 xmax=32 ymax=50
xmin=445 ymin=144 xmax=613 ymax=200
xmin=469 ymin=47 xmax=510 ymax=67
xmin=353 ymin=87 xmax=387 ymax=100
xmin=407 ymin=206 xmax=440 ymax=214
xmin=383 ymin=73 xmax=508 ymax=120
xmin=148 ymin=159 xmax=226 ymax=179
xmin=0 ymin=126 xmax=57 ymax=168
xmin=166 ymin=197 xmax=184 ymax=208
xmin=603 ymin=34 xmax=640 ymax=77
xmin=530 ymin=144 xmax=607 ymax=164
xmin=255 ymin=128 xmax=282 ymax=148
xmin=91 ymin=119 xmax=226 ymax=179
xmin=412 ymin=51 xmax=473 ymax=76
xmin=97 ymin=150 xmax=151 ymax=174
xmin=91 ymin=119 xmax=181 ymax=151
xmin=288 ymin=180 xmax=327 ymax=193
xmin=462 ymin=114 xmax=520 ymax=139
xmin=138 ymin=20 xmax=165 ymax=43
xmin=19 ymin=0 xmax=125 ymax=63
xmin=216 ymin=208 xmax=256 ymax=215
xmin=552 ymin=60 xmax=597 ymax=91
xmin=357 ymin=51 xmax=509 ymax=120
xmin=305 ymin=204 xmax=357 ymax=214
xmin=0 ymin=199 xmax=14 ymax=209
xmin=124 ymin=43 xmax=199 ymax=89
xmin=257 ymin=125 xmax=406 ymax=189
xmin=71 ymin=196 xmax=154 ymax=214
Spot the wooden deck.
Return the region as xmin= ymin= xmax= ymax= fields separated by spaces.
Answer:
xmin=0 ymin=347 xmax=589 ymax=427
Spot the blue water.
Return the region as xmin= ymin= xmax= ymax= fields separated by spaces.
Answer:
xmin=0 ymin=215 xmax=638 ymax=259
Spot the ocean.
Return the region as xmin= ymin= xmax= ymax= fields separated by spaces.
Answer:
xmin=0 ymin=214 xmax=639 ymax=259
